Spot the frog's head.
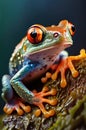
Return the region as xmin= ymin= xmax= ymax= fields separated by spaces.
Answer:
xmin=23 ymin=20 xmax=75 ymax=61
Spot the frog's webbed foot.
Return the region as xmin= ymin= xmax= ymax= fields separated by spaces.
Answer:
xmin=32 ymin=86 xmax=57 ymax=118
xmin=3 ymin=98 xmax=31 ymax=116
xmin=41 ymin=49 xmax=86 ymax=88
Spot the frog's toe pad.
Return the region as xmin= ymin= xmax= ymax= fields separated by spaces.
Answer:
xmin=34 ymin=109 xmax=55 ymax=118
xmin=3 ymin=100 xmax=31 ymax=116
xmin=32 ymin=86 xmax=57 ymax=118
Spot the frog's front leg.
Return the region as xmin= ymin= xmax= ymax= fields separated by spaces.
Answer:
xmin=42 ymin=49 xmax=86 ymax=88
xmin=41 ymin=50 xmax=68 ymax=83
xmin=10 ymin=64 xmax=57 ymax=118
xmin=51 ymin=49 xmax=86 ymax=87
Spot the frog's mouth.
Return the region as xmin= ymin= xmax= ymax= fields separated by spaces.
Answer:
xmin=29 ymin=41 xmax=72 ymax=55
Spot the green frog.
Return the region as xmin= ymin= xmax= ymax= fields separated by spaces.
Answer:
xmin=1 ymin=20 xmax=76 ymax=118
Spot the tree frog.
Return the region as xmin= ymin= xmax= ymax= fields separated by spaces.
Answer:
xmin=1 ymin=20 xmax=76 ymax=118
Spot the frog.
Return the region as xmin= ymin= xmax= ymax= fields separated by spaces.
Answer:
xmin=1 ymin=20 xmax=76 ymax=118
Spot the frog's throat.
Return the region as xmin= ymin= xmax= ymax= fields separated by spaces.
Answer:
xmin=29 ymin=41 xmax=72 ymax=55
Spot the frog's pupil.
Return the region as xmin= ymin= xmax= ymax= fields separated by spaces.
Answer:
xmin=30 ymin=30 xmax=37 ymax=38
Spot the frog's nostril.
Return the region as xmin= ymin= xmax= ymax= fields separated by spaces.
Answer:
xmin=53 ymin=32 xmax=59 ymax=38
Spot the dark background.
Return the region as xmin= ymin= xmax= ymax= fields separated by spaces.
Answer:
xmin=0 ymin=0 xmax=86 ymax=113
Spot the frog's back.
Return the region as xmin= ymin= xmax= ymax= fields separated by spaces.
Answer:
xmin=9 ymin=37 xmax=27 ymax=76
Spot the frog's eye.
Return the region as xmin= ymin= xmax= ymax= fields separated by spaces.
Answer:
xmin=27 ymin=26 xmax=45 ymax=44
xmin=68 ymin=22 xmax=75 ymax=36
xmin=70 ymin=25 xmax=75 ymax=35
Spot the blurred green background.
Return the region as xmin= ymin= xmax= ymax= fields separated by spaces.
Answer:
xmin=0 ymin=0 xmax=86 ymax=114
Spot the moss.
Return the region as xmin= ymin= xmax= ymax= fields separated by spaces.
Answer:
xmin=0 ymin=115 xmax=4 ymax=129
xmin=1 ymin=57 xmax=86 ymax=130
xmin=49 ymin=96 xmax=86 ymax=130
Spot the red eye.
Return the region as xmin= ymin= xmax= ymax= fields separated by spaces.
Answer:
xmin=27 ymin=25 xmax=45 ymax=44
xmin=70 ymin=25 xmax=75 ymax=35
xmin=68 ymin=22 xmax=75 ymax=36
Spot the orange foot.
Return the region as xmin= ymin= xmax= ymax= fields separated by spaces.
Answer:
xmin=32 ymin=86 xmax=57 ymax=118
xmin=41 ymin=49 xmax=86 ymax=88
xmin=3 ymin=98 xmax=31 ymax=116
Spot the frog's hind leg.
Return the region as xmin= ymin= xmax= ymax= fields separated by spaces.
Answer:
xmin=1 ymin=74 xmax=14 ymax=114
xmin=2 ymin=75 xmax=31 ymax=115
xmin=1 ymin=75 xmax=13 ymax=102
xmin=3 ymin=98 xmax=31 ymax=115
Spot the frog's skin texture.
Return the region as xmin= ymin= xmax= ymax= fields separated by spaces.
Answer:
xmin=2 ymin=20 xmax=76 ymax=118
